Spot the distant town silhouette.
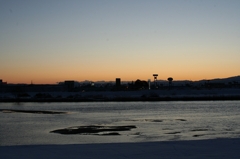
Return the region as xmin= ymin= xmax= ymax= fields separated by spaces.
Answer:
xmin=0 ymin=75 xmax=240 ymax=102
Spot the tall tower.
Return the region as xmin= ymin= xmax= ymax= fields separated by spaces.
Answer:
xmin=116 ymin=78 xmax=121 ymax=87
xmin=153 ymin=74 xmax=158 ymax=87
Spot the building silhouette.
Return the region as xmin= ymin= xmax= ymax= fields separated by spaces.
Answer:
xmin=116 ymin=78 xmax=121 ymax=87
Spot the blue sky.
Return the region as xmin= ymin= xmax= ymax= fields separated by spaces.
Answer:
xmin=1 ymin=0 xmax=240 ymax=83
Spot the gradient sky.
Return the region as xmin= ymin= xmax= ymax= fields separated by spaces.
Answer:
xmin=1 ymin=0 xmax=240 ymax=84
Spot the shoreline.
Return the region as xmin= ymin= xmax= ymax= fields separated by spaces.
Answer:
xmin=1 ymin=88 xmax=240 ymax=102
xmin=1 ymin=95 xmax=240 ymax=102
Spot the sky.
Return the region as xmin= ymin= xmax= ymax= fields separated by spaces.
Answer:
xmin=1 ymin=0 xmax=240 ymax=84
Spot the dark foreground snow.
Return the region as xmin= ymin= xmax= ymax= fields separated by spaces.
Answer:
xmin=1 ymin=138 xmax=240 ymax=159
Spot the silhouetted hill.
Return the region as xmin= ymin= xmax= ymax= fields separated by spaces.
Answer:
xmin=198 ymin=75 xmax=240 ymax=83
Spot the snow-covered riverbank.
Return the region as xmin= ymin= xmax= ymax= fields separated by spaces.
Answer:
xmin=1 ymin=138 xmax=240 ymax=159
xmin=1 ymin=88 xmax=240 ymax=102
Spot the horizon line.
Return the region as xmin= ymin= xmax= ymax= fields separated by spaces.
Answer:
xmin=2 ymin=75 xmax=240 ymax=85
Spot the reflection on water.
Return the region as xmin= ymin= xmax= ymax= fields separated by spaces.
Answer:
xmin=0 ymin=101 xmax=240 ymax=145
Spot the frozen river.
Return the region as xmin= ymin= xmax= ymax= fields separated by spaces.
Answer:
xmin=0 ymin=101 xmax=240 ymax=146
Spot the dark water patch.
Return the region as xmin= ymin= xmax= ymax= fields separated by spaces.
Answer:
xmin=125 ymin=119 xmax=139 ymax=122
xmin=165 ymin=132 xmax=181 ymax=135
xmin=125 ymin=119 xmax=163 ymax=123
xmin=193 ymin=133 xmax=216 ymax=137
xmin=145 ymin=119 xmax=163 ymax=122
xmin=193 ymin=134 xmax=205 ymax=137
xmin=0 ymin=109 xmax=67 ymax=114
xmin=175 ymin=119 xmax=187 ymax=121
xmin=162 ymin=128 xmax=173 ymax=130
xmin=50 ymin=125 xmax=136 ymax=135
xmin=191 ymin=129 xmax=209 ymax=132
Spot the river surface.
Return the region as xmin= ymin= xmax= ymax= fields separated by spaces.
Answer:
xmin=0 ymin=101 xmax=240 ymax=146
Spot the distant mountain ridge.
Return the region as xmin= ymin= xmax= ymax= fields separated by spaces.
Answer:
xmin=198 ymin=75 xmax=240 ymax=83
xmin=73 ymin=75 xmax=240 ymax=86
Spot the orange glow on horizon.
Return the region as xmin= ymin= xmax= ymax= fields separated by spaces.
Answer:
xmin=2 ymin=72 xmax=239 ymax=84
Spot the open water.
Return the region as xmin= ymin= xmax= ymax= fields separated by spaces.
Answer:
xmin=0 ymin=101 xmax=240 ymax=146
